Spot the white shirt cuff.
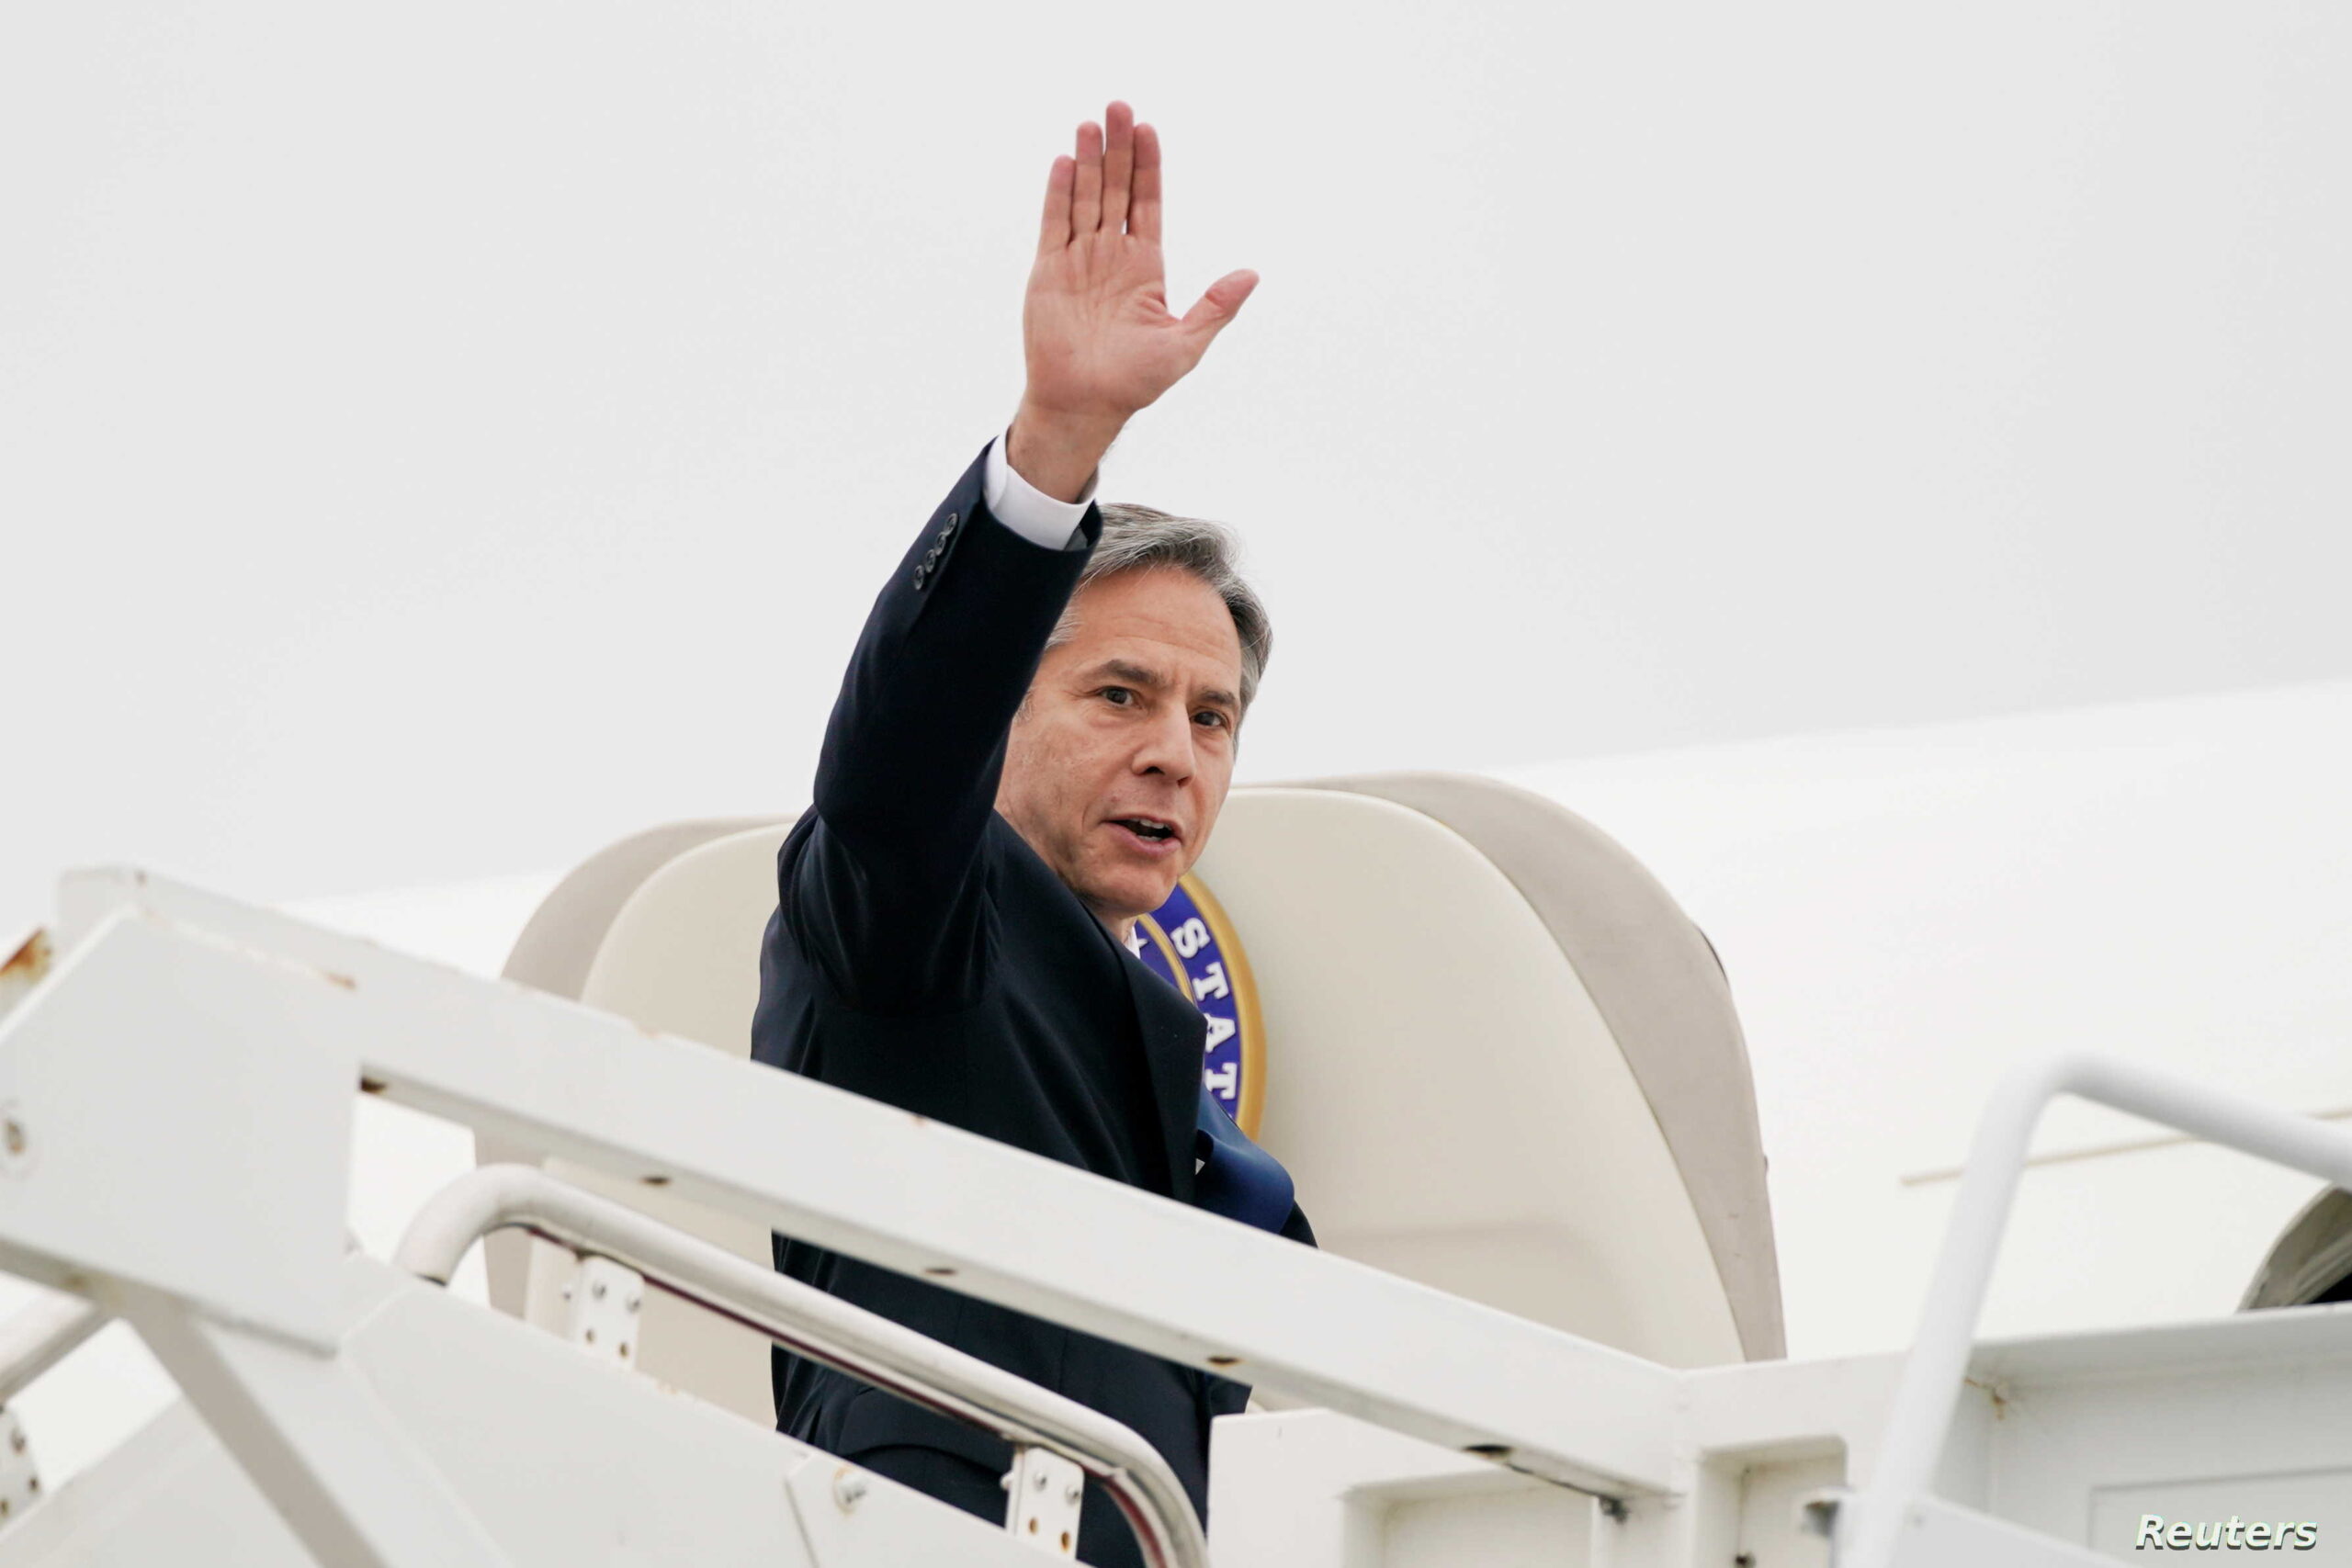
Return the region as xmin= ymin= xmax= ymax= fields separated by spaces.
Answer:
xmin=984 ymin=430 xmax=1095 ymax=550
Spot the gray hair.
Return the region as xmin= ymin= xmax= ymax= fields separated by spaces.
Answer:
xmin=1046 ymin=502 xmax=1272 ymax=716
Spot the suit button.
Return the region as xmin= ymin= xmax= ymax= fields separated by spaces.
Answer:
xmin=944 ymin=512 xmax=958 ymax=527
xmin=912 ymin=567 xmax=928 ymax=589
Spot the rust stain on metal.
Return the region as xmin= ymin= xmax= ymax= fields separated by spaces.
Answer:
xmin=322 ymin=970 xmax=356 ymax=991
xmin=1963 ymin=1375 xmax=2010 ymax=1420
xmin=0 ymin=930 xmax=51 ymax=987
xmin=922 ymin=1266 xmax=958 ymax=1278
xmin=1206 ymin=1354 xmax=1242 ymax=1368
xmin=640 ymin=1174 xmax=672 ymax=1187
xmin=359 ymin=1075 xmax=389 ymax=1095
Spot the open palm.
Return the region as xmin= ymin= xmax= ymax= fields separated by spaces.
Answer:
xmin=1023 ymin=101 xmax=1258 ymax=425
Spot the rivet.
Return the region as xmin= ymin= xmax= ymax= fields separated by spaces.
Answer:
xmin=1034 ymin=1471 xmax=1047 ymax=1492
xmin=834 ymin=1472 xmax=868 ymax=1511
xmin=3 ymin=1119 xmax=25 ymax=1158
xmin=591 ymin=1280 xmax=607 ymax=1301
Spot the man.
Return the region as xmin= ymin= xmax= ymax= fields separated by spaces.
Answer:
xmin=750 ymin=100 xmax=1315 ymax=1567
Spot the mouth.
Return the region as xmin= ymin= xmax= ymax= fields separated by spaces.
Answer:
xmin=1104 ymin=815 xmax=1183 ymax=855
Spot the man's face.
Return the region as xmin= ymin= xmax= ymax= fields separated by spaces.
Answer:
xmin=996 ymin=565 xmax=1245 ymax=931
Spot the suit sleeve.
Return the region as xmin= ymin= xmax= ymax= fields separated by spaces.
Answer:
xmin=783 ymin=435 xmax=1101 ymax=1012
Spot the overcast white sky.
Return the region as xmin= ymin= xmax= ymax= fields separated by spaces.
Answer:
xmin=6 ymin=3 xmax=2350 ymax=938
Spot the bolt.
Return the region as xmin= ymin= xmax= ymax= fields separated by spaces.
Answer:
xmin=833 ymin=1472 xmax=868 ymax=1511
xmin=627 ymin=1294 xmax=640 ymax=1314
xmin=591 ymin=1280 xmax=607 ymax=1301
xmin=1064 ymin=1483 xmax=1082 ymax=1506
xmin=560 ymin=1285 xmax=573 ymax=1302
xmin=10 ymin=1429 xmax=23 ymax=1453
xmin=1034 ymin=1471 xmax=1048 ymax=1492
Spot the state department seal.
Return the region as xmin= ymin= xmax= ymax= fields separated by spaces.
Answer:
xmin=1126 ymin=874 xmax=1267 ymax=1139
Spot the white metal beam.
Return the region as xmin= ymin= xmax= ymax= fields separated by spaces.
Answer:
xmin=1872 ymin=1495 xmax=2110 ymax=1567
xmin=27 ymin=868 xmax=1681 ymax=1497
xmin=115 ymin=1280 xmax=509 ymax=1568
xmin=0 ymin=907 xmax=353 ymax=1346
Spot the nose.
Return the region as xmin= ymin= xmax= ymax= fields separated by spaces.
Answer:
xmin=1131 ymin=703 xmax=1195 ymax=784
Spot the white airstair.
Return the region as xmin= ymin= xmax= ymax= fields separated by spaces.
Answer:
xmin=1 ymin=776 xmax=2346 ymax=1565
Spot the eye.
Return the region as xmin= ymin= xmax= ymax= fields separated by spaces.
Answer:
xmin=1100 ymin=686 xmax=1136 ymax=706
xmin=1193 ymin=709 xmax=1230 ymax=729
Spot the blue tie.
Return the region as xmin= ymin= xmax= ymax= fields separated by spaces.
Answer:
xmin=1191 ymin=1083 xmax=1295 ymax=1234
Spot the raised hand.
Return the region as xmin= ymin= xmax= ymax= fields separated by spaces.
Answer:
xmin=1010 ymin=101 xmax=1258 ymax=502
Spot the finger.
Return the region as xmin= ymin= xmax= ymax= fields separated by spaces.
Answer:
xmin=1036 ymin=154 xmax=1074 ymax=253
xmin=1180 ymin=268 xmax=1259 ymax=348
xmin=1101 ymin=100 xmax=1134 ymax=234
xmin=1130 ymin=122 xmax=1161 ymax=244
xmin=1072 ymin=119 xmax=1103 ymax=236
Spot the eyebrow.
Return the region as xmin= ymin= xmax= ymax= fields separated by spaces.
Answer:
xmin=1088 ymin=658 xmax=1238 ymax=715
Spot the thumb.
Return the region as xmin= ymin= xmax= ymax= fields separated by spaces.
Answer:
xmin=1179 ymin=268 xmax=1259 ymax=347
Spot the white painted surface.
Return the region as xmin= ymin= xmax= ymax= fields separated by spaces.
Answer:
xmin=1193 ymin=789 xmax=1743 ymax=1369
xmin=1499 ymin=679 xmax=2352 ymax=1359
xmin=8 ymin=680 xmax=2351 ymax=1502
xmin=12 ymin=868 xmax=1689 ymax=1499
xmin=0 ymin=875 xmax=537 ymax=1495
xmin=8 ymin=854 xmax=2352 ymax=1561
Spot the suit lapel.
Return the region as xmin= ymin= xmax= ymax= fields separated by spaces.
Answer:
xmin=999 ymin=815 xmax=1205 ymax=1206
xmin=1114 ymin=943 xmax=1205 ymax=1206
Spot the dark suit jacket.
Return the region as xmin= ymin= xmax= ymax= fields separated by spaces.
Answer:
xmin=750 ymin=435 xmax=1315 ymax=1525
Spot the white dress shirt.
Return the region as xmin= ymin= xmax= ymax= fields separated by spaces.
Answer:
xmin=983 ymin=429 xmax=1098 ymax=551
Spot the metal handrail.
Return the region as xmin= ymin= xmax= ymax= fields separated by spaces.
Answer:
xmin=394 ymin=1165 xmax=1206 ymax=1568
xmin=1833 ymin=1051 xmax=2352 ymax=1568
xmin=0 ymin=1290 xmax=108 ymax=1406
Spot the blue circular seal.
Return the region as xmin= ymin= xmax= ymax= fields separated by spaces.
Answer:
xmin=1128 ymin=874 xmax=1266 ymax=1139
